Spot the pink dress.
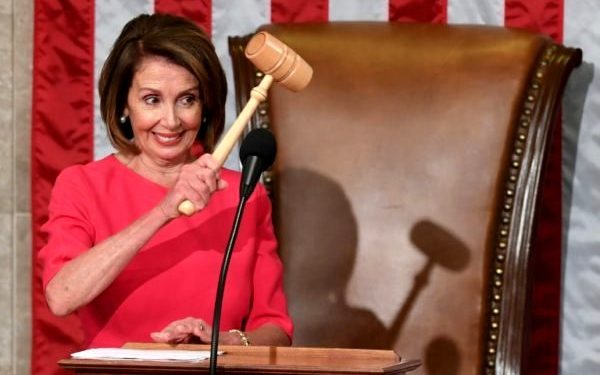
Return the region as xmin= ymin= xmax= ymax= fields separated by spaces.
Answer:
xmin=38 ymin=155 xmax=293 ymax=347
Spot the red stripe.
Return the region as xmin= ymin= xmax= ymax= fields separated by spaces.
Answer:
xmin=505 ymin=0 xmax=563 ymax=42
xmin=505 ymin=1 xmax=564 ymax=374
xmin=31 ymin=0 xmax=94 ymax=373
xmin=271 ymin=0 xmax=328 ymax=23
xmin=389 ymin=0 xmax=447 ymax=23
xmin=154 ymin=0 xmax=212 ymax=36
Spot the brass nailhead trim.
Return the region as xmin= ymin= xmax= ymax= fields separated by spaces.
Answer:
xmin=486 ymin=43 xmax=556 ymax=373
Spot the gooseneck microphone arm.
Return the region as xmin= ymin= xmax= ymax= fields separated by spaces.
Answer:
xmin=208 ymin=128 xmax=277 ymax=375
xmin=208 ymin=194 xmax=248 ymax=375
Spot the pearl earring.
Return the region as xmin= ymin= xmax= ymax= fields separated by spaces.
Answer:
xmin=120 ymin=115 xmax=127 ymax=124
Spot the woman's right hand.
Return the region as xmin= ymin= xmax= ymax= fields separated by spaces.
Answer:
xmin=159 ymin=154 xmax=228 ymax=219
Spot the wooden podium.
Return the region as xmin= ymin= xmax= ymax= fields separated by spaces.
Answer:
xmin=59 ymin=342 xmax=421 ymax=374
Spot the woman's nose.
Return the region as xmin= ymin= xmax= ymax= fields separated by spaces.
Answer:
xmin=163 ymin=105 xmax=180 ymax=128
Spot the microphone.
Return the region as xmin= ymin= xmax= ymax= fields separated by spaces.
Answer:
xmin=239 ymin=128 xmax=277 ymax=198
xmin=208 ymin=128 xmax=277 ymax=375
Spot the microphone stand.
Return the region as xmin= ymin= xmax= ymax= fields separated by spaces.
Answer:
xmin=209 ymin=194 xmax=249 ymax=375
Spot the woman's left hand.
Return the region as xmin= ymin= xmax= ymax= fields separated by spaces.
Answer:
xmin=151 ymin=317 xmax=256 ymax=345
xmin=151 ymin=317 xmax=212 ymax=344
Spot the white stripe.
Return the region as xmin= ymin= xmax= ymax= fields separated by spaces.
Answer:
xmin=329 ymin=0 xmax=388 ymax=21
xmin=562 ymin=1 xmax=600 ymax=373
xmin=212 ymin=0 xmax=270 ymax=170
xmin=447 ymin=0 xmax=504 ymax=25
xmin=94 ymin=0 xmax=154 ymax=160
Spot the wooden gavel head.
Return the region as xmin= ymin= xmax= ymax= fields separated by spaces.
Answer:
xmin=245 ymin=31 xmax=313 ymax=92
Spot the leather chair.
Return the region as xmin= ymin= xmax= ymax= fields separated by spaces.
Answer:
xmin=228 ymin=23 xmax=581 ymax=374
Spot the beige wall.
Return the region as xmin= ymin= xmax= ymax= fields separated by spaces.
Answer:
xmin=0 ymin=0 xmax=33 ymax=374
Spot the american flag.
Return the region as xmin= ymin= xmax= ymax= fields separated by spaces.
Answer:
xmin=31 ymin=0 xmax=600 ymax=374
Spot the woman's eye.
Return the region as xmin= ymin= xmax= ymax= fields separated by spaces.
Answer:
xmin=180 ymin=95 xmax=197 ymax=106
xmin=143 ymin=95 xmax=159 ymax=105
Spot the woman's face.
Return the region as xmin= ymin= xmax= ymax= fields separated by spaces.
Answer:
xmin=124 ymin=55 xmax=203 ymax=165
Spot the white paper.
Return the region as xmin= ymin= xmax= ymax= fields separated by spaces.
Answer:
xmin=71 ymin=348 xmax=217 ymax=362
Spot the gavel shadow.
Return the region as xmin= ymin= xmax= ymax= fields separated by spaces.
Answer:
xmin=278 ymin=168 xmax=469 ymax=374
xmin=392 ymin=220 xmax=470 ymax=375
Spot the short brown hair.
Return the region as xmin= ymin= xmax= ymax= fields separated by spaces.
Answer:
xmin=98 ymin=13 xmax=227 ymax=154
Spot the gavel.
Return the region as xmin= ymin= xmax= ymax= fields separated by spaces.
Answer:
xmin=177 ymin=31 xmax=313 ymax=216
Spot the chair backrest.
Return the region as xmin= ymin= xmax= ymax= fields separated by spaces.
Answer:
xmin=228 ymin=22 xmax=581 ymax=375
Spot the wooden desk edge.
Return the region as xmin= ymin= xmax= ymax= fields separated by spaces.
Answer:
xmin=60 ymin=343 xmax=422 ymax=374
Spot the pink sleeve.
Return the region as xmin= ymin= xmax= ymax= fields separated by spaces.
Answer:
xmin=38 ymin=166 xmax=95 ymax=290
xmin=245 ymin=185 xmax=294 ymax=340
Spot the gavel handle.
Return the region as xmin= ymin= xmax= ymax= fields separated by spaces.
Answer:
xmin=177 ymin=74 xmax=275 ymax=216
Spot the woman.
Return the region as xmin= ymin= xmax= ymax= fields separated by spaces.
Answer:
xmin=38 ymin=13 xmax=292 ymax=348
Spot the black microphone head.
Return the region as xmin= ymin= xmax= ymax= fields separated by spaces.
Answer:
xmin=239 ymin=128 xmax=277 ymax=169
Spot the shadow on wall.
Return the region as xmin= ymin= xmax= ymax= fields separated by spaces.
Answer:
xmin=562 ymin=60 xmax=594 ymax=252
xmin=274 ymin=168 xmax=470 ymax=375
